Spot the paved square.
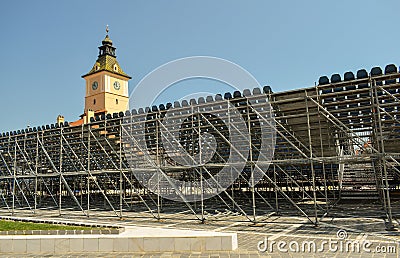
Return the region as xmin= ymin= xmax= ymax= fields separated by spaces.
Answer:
xmin=1 ymin=202 xmax=400 ymax=257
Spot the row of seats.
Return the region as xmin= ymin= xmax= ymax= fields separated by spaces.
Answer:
xmin=89 ymin=112 xmax=125 ymax=123
xmin=126 ymin=86 xmax=273 ymax=116
xmin=2 ymin=86 xmax=275 ymax=135
xmin=1 ymin=122 xmax=69 ymax=138
xmin=319 ymin=64 xmax=398 ymax=86
xmin=86 ymin=86 xmax=274 ymax=124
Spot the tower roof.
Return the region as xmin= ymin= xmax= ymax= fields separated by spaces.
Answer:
xmin=82 ymin=32 xmax=131 ymax=79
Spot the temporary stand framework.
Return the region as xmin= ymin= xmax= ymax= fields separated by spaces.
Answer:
xmin=0 ymin=64 xmax=399 ymax=229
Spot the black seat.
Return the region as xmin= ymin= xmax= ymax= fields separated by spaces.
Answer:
xmin=233 ymin=91 xmax=241 ymax=98
xmin=385 ymin=64 xmax=397 ymax=85
xmin=182 ymin=100 xmax=189 ymax=106
xmin=215 ymin=94 xmax=223 ymax=101
xmin=252 ymin=88 xmax=262 ymax=95
xmin=322 ymin=89 xmax=332 ymax=94
xmin=323 ymin=97 xmax=334 ymax=103
xmin=334 ymin=87 xmax=343 ymax=92
xmin=371 ymin=66 xmax=382 ymax=76
xmin=318 ymin=76 xmax=330 ymax=85
xmin=356 ymin=69 xmax=368 ymax=79
xmin=371 ymin=66 xmax=383 ymax=85
xmin=331 ymin=74 xmax=342 ymax=83
xmin=344 ymin=71 xmax=355 ymax=81
xmin=356 ymin=69 xmax=369 ymax=89
xmin=243 ymin=89 xmax=251 ymax=97
xmin=224 ymin=92 xmax=232 ymax=99
xmin=385 ymin=64 xmax=397 ymax=74
xmin=263 ymin=86 xmax=272 ymax=94
xmin=346 ymin=85 xmax=356 ymax=91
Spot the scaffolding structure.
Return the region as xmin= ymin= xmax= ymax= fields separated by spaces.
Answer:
xmin=0 ymin=64 xmax=399 ymax=229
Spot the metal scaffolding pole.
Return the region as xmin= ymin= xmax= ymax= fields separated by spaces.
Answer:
xmin=372 ymin=79 xmax=395 ymax=230
xmin=305 ymin=91 xmax=318 ymax=226
xmin=119 ymin=120 xmax=123 ymax=219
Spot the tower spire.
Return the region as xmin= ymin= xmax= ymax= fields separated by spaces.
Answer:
xmin=97 ymin=27 xmax=115 ymax=57
xmin=82 ymin=29 xmax=131 ymax=79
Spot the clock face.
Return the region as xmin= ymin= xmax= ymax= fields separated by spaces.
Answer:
xmin=114 ymin=81 xmax=121 ymax=90
xmin=92 ymin=81 xmax=98 ymax=90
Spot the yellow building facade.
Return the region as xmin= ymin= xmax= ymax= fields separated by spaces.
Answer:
xmin=79 ymin=32 xmax=131 ymax=124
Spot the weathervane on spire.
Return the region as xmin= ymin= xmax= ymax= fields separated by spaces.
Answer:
xmin=106 ymin=24 xmax=109 ymax=35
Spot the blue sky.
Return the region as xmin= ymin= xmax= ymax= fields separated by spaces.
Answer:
xmin=1 ymin=1 xmax=400 ymax=132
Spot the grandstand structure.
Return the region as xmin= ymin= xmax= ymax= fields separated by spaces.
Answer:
xmin=0 ymin=58 xmax=399 ymax=229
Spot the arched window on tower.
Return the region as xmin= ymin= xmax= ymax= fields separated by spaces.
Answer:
xmin=93 ymin=99 xmax=96 ymax=105
xmin=116 ymin=99 xmax=118 ymax=105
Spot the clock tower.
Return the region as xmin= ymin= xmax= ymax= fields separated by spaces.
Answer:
xmin=81 ymin=28 xmax=131 ymax=123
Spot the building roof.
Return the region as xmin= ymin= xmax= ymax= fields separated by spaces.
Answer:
xmin=82 ymin=35 xmax=131 ymax=79
xmin=69 ymin=118 xmax=83 ymax=127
